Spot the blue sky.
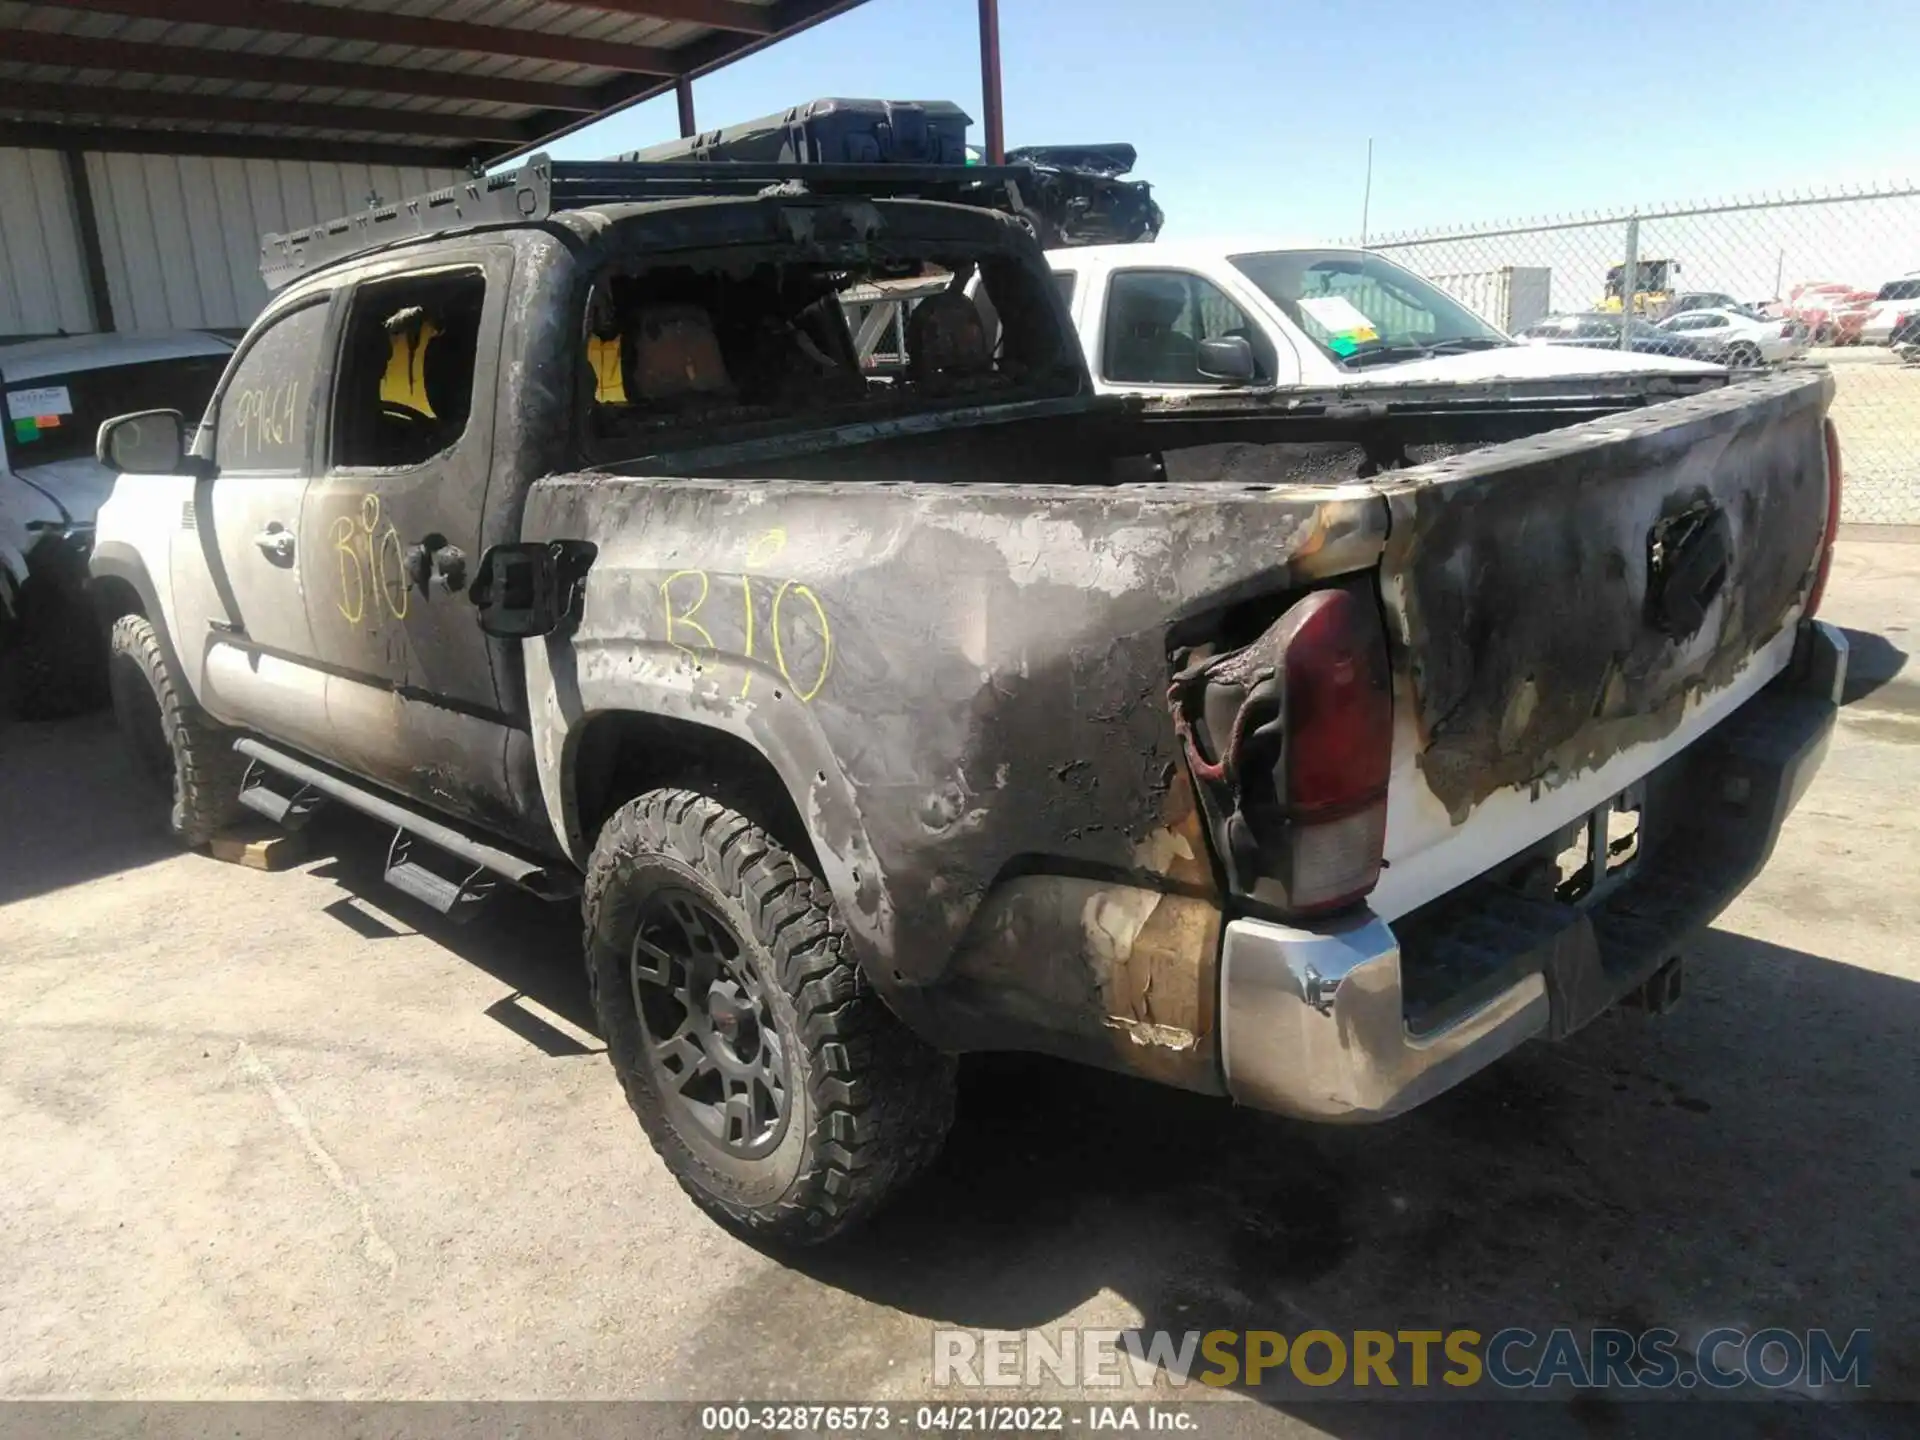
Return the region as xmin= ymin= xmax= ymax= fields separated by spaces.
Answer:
xmin=549 ymin=0 xmax=1920 ymax=242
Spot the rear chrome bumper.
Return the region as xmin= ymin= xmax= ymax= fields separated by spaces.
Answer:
xmin=1219 ymin=910 xmax=1549 ymax=1122
xmin=1220 ymin=620 xmax=1847 ymax=1125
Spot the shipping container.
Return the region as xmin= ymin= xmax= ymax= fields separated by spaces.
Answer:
xmin=1427 ymin=265 xmax=1553 ymax=333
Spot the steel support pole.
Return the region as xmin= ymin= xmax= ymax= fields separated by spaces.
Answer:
xmin=675 ymin=75 xmax=696 ymax=138
xmin=60 ymin=148 xmax=115 ymax=332
xmin=978 ymin=0 xmax=1004 ymax=164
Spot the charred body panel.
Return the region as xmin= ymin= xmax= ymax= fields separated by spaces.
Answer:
xmin=1375 ymin=370 xmax=1832 ymax=826
xmin=522 ymin=460 xmax=1387 ymax=1088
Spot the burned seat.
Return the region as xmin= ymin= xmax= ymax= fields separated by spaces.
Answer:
xmin=905 ymin=291 xmax=994 ymax=392
xmin=355 ymin=302 xmax=478 ymax=467
xmin=628 ymin=303 xmax=735 ymax=408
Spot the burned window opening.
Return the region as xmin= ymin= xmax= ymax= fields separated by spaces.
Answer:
xmin=334 ymin=270 xmax=485 ymax=470
xmin=580 ymin=246 xmax=1075 ymax=462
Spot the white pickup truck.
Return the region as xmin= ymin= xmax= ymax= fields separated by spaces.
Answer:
xmin=1044 ymin=241 xmax=1722 ymax=396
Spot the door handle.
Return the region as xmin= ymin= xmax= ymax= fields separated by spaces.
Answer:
xmin=253 ymin=526 xmax=295 ymax=561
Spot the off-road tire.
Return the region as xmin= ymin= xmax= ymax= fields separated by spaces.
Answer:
xmin=107 ymin=614 xmax=246 ymax=846
xmin=583 ymin=788 xmax=956 ymax=1243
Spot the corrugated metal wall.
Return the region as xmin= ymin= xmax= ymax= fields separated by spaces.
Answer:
xmin=1 ymin=149 xmax=464 ymax=339
xmin=85 ymin=154 xmax=464 ymax=331
xmin=0 ymin=148 xmax=95 ymax=336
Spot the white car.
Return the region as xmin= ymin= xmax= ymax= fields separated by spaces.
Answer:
xmin=1657 ymin=308 xmax=1806 ymax=367
xmin=1860 ymin=275 xmax=1920 ymax=346
xmin=1040 ymin=241 xmax=1722 ymax=397
xmin=2 ymin=331 xmax=232 ymax=716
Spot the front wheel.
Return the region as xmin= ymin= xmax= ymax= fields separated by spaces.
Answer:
xmin=1725 ymin=341 xmax=1763 ymax=369
xmin=107 ymin=614 xmax=246 ymax=846
xmin=582 ymin=788 xmax=956 ymax=1243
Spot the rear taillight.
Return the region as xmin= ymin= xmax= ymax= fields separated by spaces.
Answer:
xmin=1170 ymin=582 xmax=1393 ymax=917
xmin=1806 ymin=419 xmax=1843 ymax=618
xmin=1281 ymin=589 xmax=1392 ymax=911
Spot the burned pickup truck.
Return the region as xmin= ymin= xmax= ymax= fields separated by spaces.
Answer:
xmin=89 ymin=158 xmax=1844 ymax=1243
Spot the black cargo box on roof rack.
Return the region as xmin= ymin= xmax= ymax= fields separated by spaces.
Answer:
xmin=623 ymin=97 xmax=1163 ymax=249
xmin=622 ymin=99 xmax=972 ymax=168
xmin=257 ymin=151 xmax=1045 ymax=292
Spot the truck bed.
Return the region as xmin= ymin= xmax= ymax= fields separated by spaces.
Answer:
xmin=520 ymin=369 xmax=1832 ymax=1089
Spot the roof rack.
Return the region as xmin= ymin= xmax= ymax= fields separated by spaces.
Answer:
xmin=259 ymin=152 xmax=1038 ymax=292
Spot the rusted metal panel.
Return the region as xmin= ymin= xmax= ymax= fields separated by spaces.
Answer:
xmin=0 ymin=146 xmax=94 ymax=336
xmin=0 ymin=0 xmax=634 ymax=93
xmin=0 ymin=31 xmax=605 ymax=113
xmin=935 ymin=764 xmax=1226 ymax=1091
xmin=6 ymin=0 xmax=865 ymax=167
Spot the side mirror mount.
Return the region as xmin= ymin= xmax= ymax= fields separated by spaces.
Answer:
xmin=97 ymin=409 xmax=189 ymax=475
xmin=470 ymin=540 xmax=597 ymax=639
xmin=1196 ymin=335 xmax=1257 ymax=383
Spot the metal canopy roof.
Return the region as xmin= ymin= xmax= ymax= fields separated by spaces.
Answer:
xmin=0 ymin=0 xmax=871 ymax=169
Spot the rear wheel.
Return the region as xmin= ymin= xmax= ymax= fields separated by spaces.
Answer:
xmin=1725 ymin=341 xmax=1763 ymax=368
xmin=107 ymin=614 xmax=246 ymax=846
xmin=583 ymin=787 xmax=956 ymax=1243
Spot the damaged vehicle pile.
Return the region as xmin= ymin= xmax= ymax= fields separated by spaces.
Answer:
xmin=72 ymin=143 xmax=1844 ymax=1243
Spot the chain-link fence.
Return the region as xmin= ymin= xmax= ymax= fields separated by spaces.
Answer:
xmin=1352 ymin=185 xmax=1920 ymax=523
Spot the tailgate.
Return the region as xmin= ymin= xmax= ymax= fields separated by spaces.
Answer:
xmin=1368 ymin=369 xmax=1833 ymax=918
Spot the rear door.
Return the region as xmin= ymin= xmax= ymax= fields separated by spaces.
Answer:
xmin=300 ymin=254 xmax=516 ymax=827
xmin=177 ymin=295 xmax=336 ymax=756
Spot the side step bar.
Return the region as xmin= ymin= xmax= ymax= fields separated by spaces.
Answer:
xmin=383 ymin=829 xmax=499 ymax=919
xmin=232 ymin=738 xmax=580 ymax=913
xmin=238 ymin=759 xmax=326 ymax=830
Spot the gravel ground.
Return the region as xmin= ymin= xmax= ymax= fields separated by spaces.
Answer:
xmin=0 ymin=545 xmax=1915 ymax=1437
